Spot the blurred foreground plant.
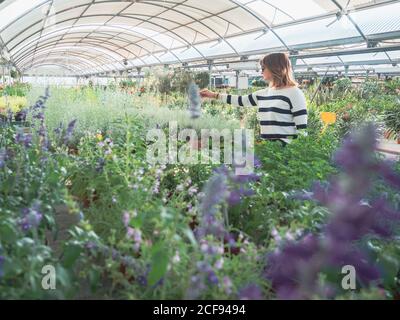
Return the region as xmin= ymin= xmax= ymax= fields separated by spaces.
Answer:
xmin=264 ymin=124 xmax=400 ymax=299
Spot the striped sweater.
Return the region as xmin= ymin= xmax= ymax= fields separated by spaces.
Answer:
xmin=218 ymin=86 xmax=308 ymax=144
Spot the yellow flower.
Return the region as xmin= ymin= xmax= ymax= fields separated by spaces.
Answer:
xmin=0 ymin=96 xmax=28 ymax=113
xmin=96 ymin=133 xmax=103 ymax=141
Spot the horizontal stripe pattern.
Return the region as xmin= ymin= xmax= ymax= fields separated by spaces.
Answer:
xmin=260 ymin=121 xmax=295 ymax=127
xmin=261 ymin=134 xmax=298 ymax=139
xmin=259 ymin=107 xmax=292 ymax=115
xmin=256 ymin=95 xmax=293 ymax=110
xmin=218 ymin=88 xmax=307 ymax=144
xmin=293 ymin=109 xmax=308 ymax=117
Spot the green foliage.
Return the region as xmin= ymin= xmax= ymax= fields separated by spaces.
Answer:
xmin=384 ymin=78 xmax=400 ymax=94
xmin=1 ymin=85 xmax=399 ymax=300
xmin=383 ymin=101 xmax=400 ymax=139
xmin=171 ymin=69 xmax=193 ymax=94
xmin=119 ymin=79 xmax=136 ymax=89
xmin=1 ymin=83 xmax=30 ymax=97
xmin=157 ymin=73 xmax=173 ymax=95
xmin=332 ymin=77 xmax=352 ymax=97
xmin=194 ymin=72 xmax=210 ymax=89
xmin=10 ymin=70 xmax=19 ymax=79
xmin=229 ymin=134 xmax=339 ymax=244
xmin=360 ymin=79 xmax=382 ymax=99
xmin=251 ymin=79 xmax=267 ymax=88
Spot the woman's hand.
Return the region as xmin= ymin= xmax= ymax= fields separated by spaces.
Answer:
xmin=200 ymin=89 xmax=218 ymax=99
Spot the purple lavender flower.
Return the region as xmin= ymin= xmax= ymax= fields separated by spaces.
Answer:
xmin=186 ymin=275 xmax=207 ymax=299
xmin=190 ymin=163 xmax=260 ymax=298
xmin=63 ymin=119 xmax=77 ymax=145
xmin=19 ymin=202 xmax=43 ymax=232
xmin=0 ymin=148 xmax=6 ymax=169
xmin=0 ymin=255 xmax=5 ymax=278
xmin=264 ymin=124 xmax=400 ymax=299
xmin=377 ymin=161 xmax=400 ymax=189
xmin=95 ymin=158 xmax=106 ymax=173
xmin=15 ymin=131 xmax=32 ymax=148
xmin=54 ymin=122 xmax=63 ymax=136
xmin=33 ymin=112 xmax=45 ymax=121
xmin=7 ymin=109 xmax=13 ymax=122
xmin=334 ymin=124 xmax=377 ymax=172
xmin=122 ymin=211 xmax=130 ymax=228
xmin=199 ymin=170 xmax=228 ymax=218
xmin=15 ymin=109 xmax=27 ymax=122
xmin=207 ymin=270 xmax=219 ymax=285
xmin=38 ymin=124 xmax=47 ymax=137
xmin=223 ymin=276 xmax=233 ymax=295
xmin=238 ymin=284 xmax=263 ymax=300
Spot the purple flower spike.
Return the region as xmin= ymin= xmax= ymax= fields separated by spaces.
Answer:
xmin=265 ymin=124 xmax=400 ymax=299
xmin=19 ymin=201 xmax=43 ymax=232
xmin=63 ymin=119 xmax=77 ymax=145
xmin=238 ymin=284 xmax=263 ymax=300
xmin=0 ymin=255 xmax=5 ymax=278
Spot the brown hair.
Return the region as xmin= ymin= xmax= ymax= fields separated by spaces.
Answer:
xmin=260 ymin=53 xmax=298 ymax=88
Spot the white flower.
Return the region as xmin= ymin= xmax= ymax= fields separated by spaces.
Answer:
xmin=285 ymin=231 xmax=295 ymax=241
xmin=200 ymin=242 xmax=209 ymax=253
xmin=172 ymin=251 xmax=181 ymax=264
xmin=214 ymin=258 xmax=224 ymax=270
xmin=188 ymin=186 xmax=198 ymax=196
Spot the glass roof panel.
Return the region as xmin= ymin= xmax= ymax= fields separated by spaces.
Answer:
xmin=227 ymin=31 xmax=283 ymax=54
xmin=0 ymin=0 xmax=45 ymax=30
xmin=387 ymin=50 xmax=400 ymax=60
xmin=350 ymin=2 xmax=400 ymax=35
xmin=245 ymin=0 xmax=336 ymax=25
xmin=154 ymin=51 xmax=178 ymax=63
xmin=195 ymin=40 xmax=235 ymax=57
xmin=274 ymin=16 xmax=359 ymax=46
xmin=171 ymin=46 xmax=202 ymax=60
xmin=340 ymin=52 xmax=389 ymax=62
xmin=0 ymin=0 xmax=399 ymax=75
xmin=302 ymin=56 xmax=343 ymax=65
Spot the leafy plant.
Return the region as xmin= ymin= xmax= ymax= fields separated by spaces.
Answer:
xmin=383 ymin=103 xmax=400 ymax=140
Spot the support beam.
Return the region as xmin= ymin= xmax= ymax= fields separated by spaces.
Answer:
xmin=344 ymin=65 xmax=349 ymax=77
xmin=207 ymin=59 xmax=213 ymax=90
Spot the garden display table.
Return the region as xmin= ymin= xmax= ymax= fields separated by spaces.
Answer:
xmin=377 ymin=139 xmax=400 ymax=160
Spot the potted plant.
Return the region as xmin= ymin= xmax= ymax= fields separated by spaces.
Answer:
xmin=383 ymin=104 xmax=400 ymax=144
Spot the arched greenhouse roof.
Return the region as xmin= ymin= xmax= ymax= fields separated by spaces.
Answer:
xmin=0 ymin=0 xmax=400 ymax=76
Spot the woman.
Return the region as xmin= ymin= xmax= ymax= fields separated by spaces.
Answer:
xmin=200 ymin=53 xmax=307 ymax=146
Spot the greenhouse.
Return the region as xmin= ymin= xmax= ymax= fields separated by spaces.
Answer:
xmin=0 ymin=0 xmax=400 ymax=302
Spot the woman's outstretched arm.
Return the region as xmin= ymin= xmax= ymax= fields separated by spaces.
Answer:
xmin=200 ymin=89 xmax=259 ymax=107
